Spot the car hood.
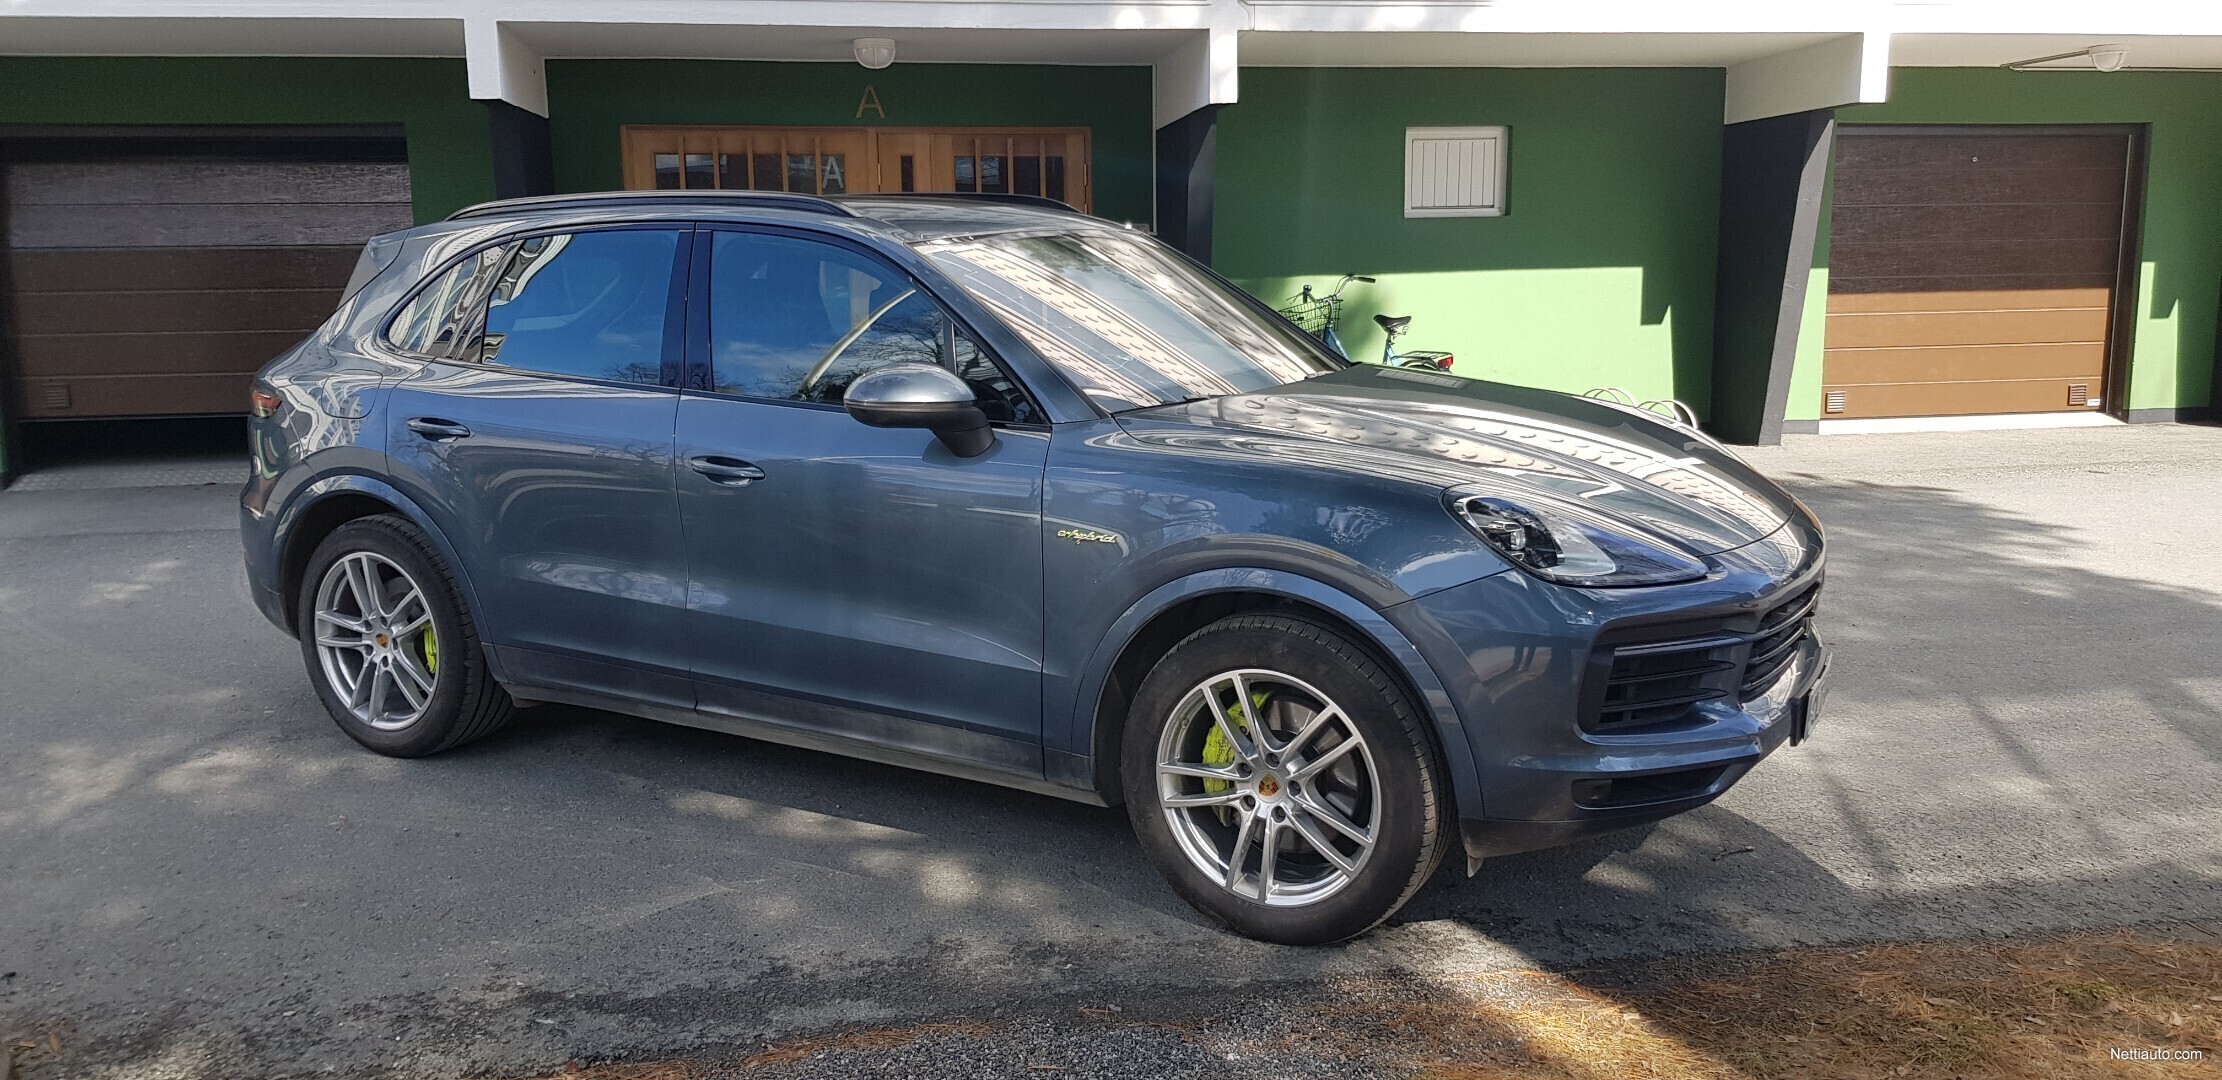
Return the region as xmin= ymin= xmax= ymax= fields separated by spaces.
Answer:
xmin=1117 ymin=365 xmax=1808 ymax=558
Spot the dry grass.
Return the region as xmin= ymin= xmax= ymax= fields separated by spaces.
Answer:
xmin=510 ymin=930 xmax=2219 ymax=1079
xmin=1371 ymin=929 xmax=2222 ymax=1079
xmin=519 ymin=1021 xmax=998 ymax=1078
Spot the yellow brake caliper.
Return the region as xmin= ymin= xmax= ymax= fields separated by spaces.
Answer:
xmin=420 ymin=627 xmax=439 ymax=676
xmin=1201 ymin=689 xmax=1272 ymax=794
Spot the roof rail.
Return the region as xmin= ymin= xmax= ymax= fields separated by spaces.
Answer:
xmin=446 ymin=189 xmax=859 ymax=222
xmin=845 ymin=192 xmax=1081 ymax=214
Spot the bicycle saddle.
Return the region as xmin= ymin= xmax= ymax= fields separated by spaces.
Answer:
xmin=1373 ymin=314 xmax=1412 ymax=333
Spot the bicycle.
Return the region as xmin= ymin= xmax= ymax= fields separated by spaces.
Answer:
xmin=1277 ymin=274 xmax=1456 ymax=372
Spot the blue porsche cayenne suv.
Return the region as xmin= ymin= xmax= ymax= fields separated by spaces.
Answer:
xmin=242 ymin=190 xmax=1828 ymax=944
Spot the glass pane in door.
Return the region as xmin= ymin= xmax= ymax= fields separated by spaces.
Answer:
xmin=653 ymin=153 xmax=681 ymax=189
xmin=820 ymin=155 xmax=847 ymax=195
xmin=953 ymin=156 xmax=976 ymax=192
xmin=753 ymin=154 xmax=782 ymax=192
xmin=1045 ymin=157 xmax=1066 ymax=203
xmin=684 ymin=153 xmax=715 ymax=189
xmin=980 ymin=156 xmax=1006 ymax=194
xmin=787 ymin=154 xmax=815 ymax=193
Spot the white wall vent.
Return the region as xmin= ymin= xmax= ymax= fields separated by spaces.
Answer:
xmin=1405 ymin=126 xmax=1508 ymax=218
xmin=1824 ymin=390 xmax=1847 ymax=414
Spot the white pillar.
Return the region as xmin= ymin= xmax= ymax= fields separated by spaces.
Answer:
xmin=465 ymin=17 xmax=548 ymax=118
xmin=1724 ymin=31 xmax=1889 ymax=125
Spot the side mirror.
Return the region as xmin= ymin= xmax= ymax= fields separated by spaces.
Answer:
xmin=843 ymin=364 xmax=995 ymax=458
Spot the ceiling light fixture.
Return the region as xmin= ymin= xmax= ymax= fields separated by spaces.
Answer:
xmin=2006 ymin=44 xmax=2130 ymax=72
xmin=853 ymin=38 xmax=896 ymax=71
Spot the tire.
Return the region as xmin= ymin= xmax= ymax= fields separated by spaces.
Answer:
xmin=295 ymin=514 xmax=513 ymax=757
xmin=1122 ymin=614 xmax=1449 ymax=944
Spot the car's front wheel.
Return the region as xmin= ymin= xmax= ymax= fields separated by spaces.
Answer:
xmin=297 ymin=515 xmax=513 ymax=757
xmin=1122 ymin=614 xmax=1449 ymax=944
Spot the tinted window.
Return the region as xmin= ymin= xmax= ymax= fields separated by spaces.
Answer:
xmin=478 ymin=230 xmax=680 ymax=385
xmin=708 ymin=231 xmax=1033 ymax=420
xmin=385 ymin=245 xmax=509 ymax=357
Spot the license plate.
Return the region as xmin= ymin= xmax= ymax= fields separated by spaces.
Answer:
xmin=1791 ymin=668 xmax=1828 ymax=746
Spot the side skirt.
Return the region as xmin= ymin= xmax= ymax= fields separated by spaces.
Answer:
xmin=502 ymin=677 xmax=1111 ymax=809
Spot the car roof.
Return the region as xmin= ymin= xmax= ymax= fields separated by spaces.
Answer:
xmin=439 ymin=190 xmax=1117 ymax=243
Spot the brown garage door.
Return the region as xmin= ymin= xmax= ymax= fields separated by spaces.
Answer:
xmin=4 ymin=157 xmax=413 ymax=419
xmin=1822 ymin=129 xmax=2133 ymax=419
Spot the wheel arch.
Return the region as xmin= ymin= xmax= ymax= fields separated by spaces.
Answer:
xmin=273 ymin=476 xmax=487 ymax=650
xmin=1072 ymin=569 xmax=1482 ymax=823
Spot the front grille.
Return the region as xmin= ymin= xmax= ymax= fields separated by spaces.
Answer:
xmin=1585 ymin=583 xmax=1821 ymax=734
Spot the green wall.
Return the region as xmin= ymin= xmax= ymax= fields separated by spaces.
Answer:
xmin=544 ymin=60 xmax=1155 ymax=224
xmin=1793 ymin=68 xmax=2222 ymax=418
xmin=1213 ymin=67 xmax=1726 ymax=411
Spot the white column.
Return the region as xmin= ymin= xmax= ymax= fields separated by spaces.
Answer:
xmin=465 ymin=17 xmax=548 ymax=118
xmin=1154 ymin=24 xmax=1239 ymax=130
xmin=1724 ymin=31 xmax=1889 ymax=125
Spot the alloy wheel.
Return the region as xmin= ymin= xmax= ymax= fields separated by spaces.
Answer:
xmin=312 ymin=552 xmax=439 ymax=731
xmin=1155 ymin=668 xmax=1381 ymax=906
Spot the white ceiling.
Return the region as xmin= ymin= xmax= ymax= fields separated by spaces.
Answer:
xmin=1238 ymin=31 xmax=1846 ymax=68
xmin=509 ymin=23 xmax=1194 ymax=65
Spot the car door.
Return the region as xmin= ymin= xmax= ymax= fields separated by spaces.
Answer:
xmin=382 ymin=224 xmax=695 ymax=705
xmin=674 ymin=225 xmax=1049 ymax=768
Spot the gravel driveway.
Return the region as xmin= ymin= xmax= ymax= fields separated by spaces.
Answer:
xmin=2 ymin=424 xmax=2217 ymax=1078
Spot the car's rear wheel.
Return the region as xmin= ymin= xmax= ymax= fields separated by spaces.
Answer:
xmin=297 ymin=515 xmax=512 ymax=757
xmin=1122 ymin=614 xmax=1448 ymax=944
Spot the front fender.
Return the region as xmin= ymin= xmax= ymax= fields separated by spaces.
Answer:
xmin=1049 ymin=566 xmax=1486 ymax=824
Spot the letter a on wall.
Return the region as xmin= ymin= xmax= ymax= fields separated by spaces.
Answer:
xmin=856 ymin=85 xmax=885 ymax=119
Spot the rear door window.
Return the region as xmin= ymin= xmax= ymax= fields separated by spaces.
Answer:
xmin=478 ymin=229 xmax=685 ymax=385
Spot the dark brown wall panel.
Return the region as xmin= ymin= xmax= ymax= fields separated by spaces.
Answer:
xmin=16 ymin=288 xmax=337 ymax=336
xmin=13 ymin=330 xmax=308 ymax=379
xmin=9 ymin=246 xmax=358 ymax=293
xmin=11 ymin=373 xmax=252 ymax=419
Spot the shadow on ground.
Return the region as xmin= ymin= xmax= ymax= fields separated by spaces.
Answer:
xmin=3 ymin=453 xmax=2219 ymax=1078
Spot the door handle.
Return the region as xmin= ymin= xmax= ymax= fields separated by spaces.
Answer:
xmin=405 ymin=417 xmax=473 ymax=441
xmin=687 ymin=455 xmax=766 ymax=486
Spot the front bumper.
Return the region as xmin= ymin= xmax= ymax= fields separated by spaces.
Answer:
xmin=1391 ymin=528 xmax=1827 ymax=863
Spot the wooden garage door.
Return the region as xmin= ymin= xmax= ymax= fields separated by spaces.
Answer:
xmin=4 ymin=158 xmax=413 ymax=419
xmin=1822 ymin=130 xmax=2132 ymax=419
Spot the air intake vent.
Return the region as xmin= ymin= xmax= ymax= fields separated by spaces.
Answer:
xmin=2068 ymin=383 xmax=2090 ymax=407
xmin=1824 ymin=390 xmax=1847 ymax=414
xmin=1593 ymin=637 xmax=1737 ymax=733
xmin=1741 ymin=585 xmax=1821 ymax=699
xmin=41 ymin=384 xmax=71 ymax=411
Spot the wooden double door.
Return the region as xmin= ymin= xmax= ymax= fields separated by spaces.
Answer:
xmin=621 ymin=126 xmax=1089 ymax=211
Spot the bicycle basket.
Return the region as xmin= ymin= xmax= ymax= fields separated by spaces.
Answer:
xmin=1276 ymin=296 xmax=1333 ymax=335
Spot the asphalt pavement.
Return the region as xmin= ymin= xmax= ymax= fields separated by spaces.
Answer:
xmin=2 ymin=423 xmax=2218 ymax=1078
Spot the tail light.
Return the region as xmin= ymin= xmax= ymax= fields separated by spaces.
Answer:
xmin=1434 ymin=354 xmax=1455 ymax=371
xmin=249 ymin=389 xmax=284 ymax=418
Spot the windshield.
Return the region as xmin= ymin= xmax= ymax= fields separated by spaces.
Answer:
xmin=919 ymin=229 xmax=1341 ymax=411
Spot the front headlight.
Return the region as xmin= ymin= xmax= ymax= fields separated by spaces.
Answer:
xmin=1450 ymin=491 xmax=1707 ymax=588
